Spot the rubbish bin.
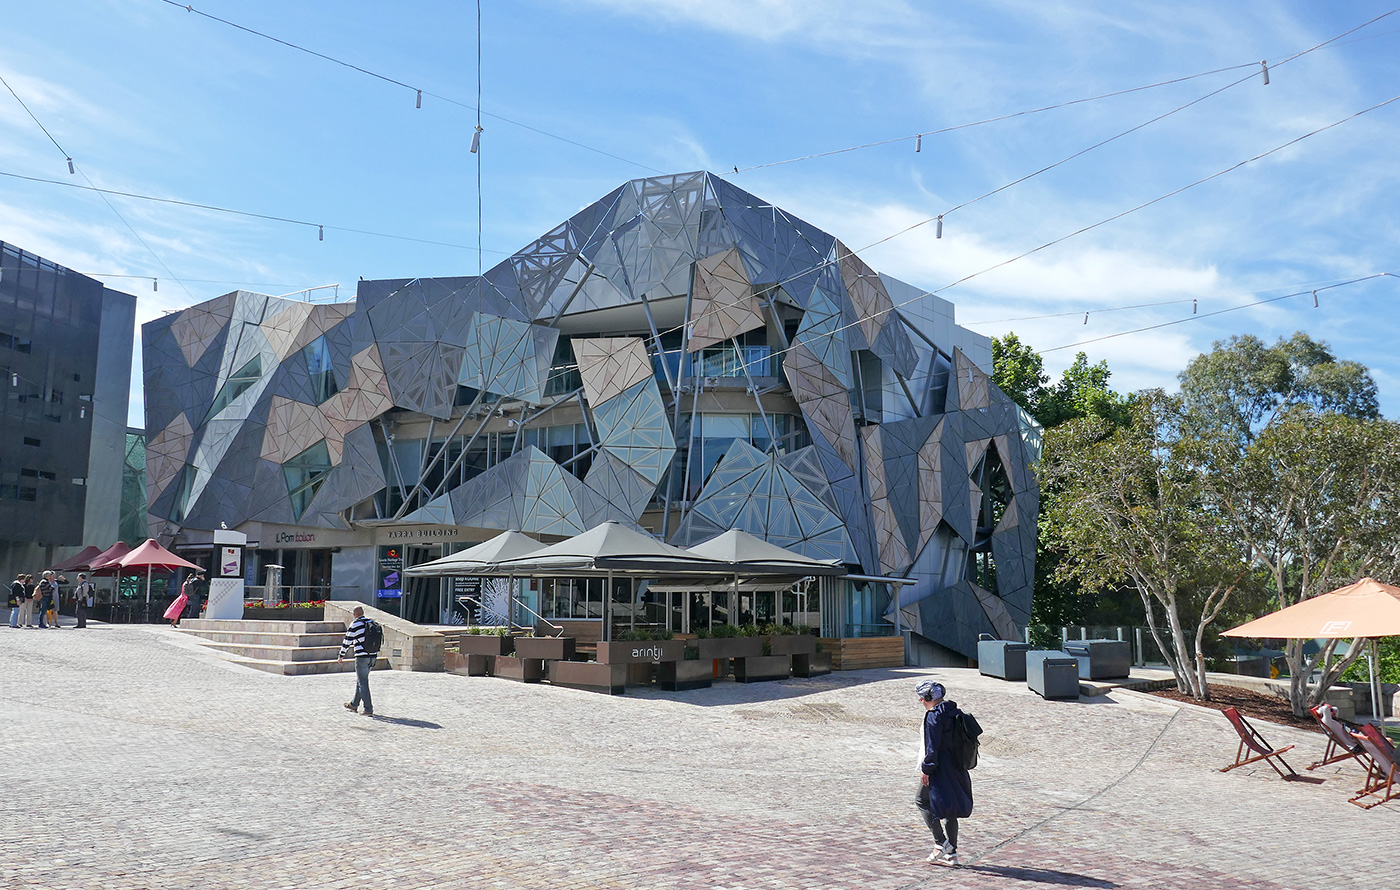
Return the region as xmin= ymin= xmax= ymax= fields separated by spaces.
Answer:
xmin=1063 ymin=639 xmax=1131 ymax=680
xmin=1026 ymin=650 xmax=1080 ymax=700
xmin=978 ymin=639 xmax=1031 ymax=681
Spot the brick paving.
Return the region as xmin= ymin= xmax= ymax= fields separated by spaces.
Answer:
xmin=2 ymin=623 xmax=1395 ymax=889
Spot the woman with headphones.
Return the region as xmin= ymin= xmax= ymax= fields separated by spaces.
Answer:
xmin=915 ymin=679 xmax=973 ymax=867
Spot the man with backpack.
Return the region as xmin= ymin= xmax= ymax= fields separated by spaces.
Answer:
xmin=336 ymin=606 xmax=380 ymax=717
xmin=915 ymin=679 xmax=975 ymax=867
xmin=36 ymin=571 xmax=57 ymax=628
xmin=73 ymin=573 xmax=94 ymax=628
xmin=8 ymin=572 xmax=24 ymax=627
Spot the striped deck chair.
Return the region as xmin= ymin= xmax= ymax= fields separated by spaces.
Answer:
xmin=1220 ymin=706 xmax=1300 ymax=780
xmin=1308 ymin=702 xmax=1370 ymax=771
xmin=1348 ymin=725 xmax=1399 ymax=809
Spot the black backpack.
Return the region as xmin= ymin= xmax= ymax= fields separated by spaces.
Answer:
xmin=363 ymin=619 xmax=383 ymax=655
xmin=953 ymin=711 xmax=983 ymax=770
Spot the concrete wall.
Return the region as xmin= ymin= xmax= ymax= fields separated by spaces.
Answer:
xmin=324 ymin=599 xmax=444 ymax=672
xmin=83 ymin=286 xmax=137 ymax=548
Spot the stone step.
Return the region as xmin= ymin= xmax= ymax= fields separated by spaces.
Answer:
xmin=217 ymin=655 xmax=388 ymax=676
xmin=181 ymin=618 xmax=346 ymax=634
xmin=198 ymin=641 xmax=344 ymax=662
xmin=179 ymin=629 xmax=346 ymax=647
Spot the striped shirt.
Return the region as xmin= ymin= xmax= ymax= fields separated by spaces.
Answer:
xmin=339 ymin=615 xmax=374 ymax=658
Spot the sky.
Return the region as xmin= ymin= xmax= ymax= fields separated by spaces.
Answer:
xmin=2 ymin=0 xmax=1398 ymax=427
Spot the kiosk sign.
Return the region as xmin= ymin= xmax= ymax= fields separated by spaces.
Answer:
xmin=378 ymin=546 xmax=404 ymax=599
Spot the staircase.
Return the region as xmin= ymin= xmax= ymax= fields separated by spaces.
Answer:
xmin=178 ymin=618 xmax=387 ymax=675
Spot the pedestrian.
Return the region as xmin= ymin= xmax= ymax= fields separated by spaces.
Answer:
xmin=8 ymin=573 xmax=23 ymax=627
xmin=73 ymin=573 xmax=94 ymax=629
xmin=181 ymin=571 xmax=206 ymax=621
xmin=37 ymin=571 xmax=57 ymax=628
xmin=163 ymin=584 xmax=189 ymax=627
xmin=915 ymin=679 xmax=973 ymax=867
xmin=337 ymin=605 xmax=376 ymax=717
xmin=22 ymin=574 xmax=37 ymax=626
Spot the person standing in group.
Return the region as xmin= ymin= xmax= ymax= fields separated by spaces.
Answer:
xmin=36 ymin=571 xmax=57 ymax=628
xmin=8 ymin=573 xmax=24 ymax=627
xmin=915 ymin=679 xmax=973 ymax=867
xmin=22 ymin=574 xmax=38 ymax=626
xmin=337 ymin=606 xmax=376 ymax=718
xmin=73 ymin=573 xmax=94 ymax=629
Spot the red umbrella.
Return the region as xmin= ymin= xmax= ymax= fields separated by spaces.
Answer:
xmin=87 ymin=542 xmax=133 ymax=575
xmin=117 ymin=539 xmax=203 ymax=609
xmin=49 ymin=545 xmax=104 ymax=573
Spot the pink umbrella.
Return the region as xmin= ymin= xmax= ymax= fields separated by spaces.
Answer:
xmin=49 ymin=545 xmax=104 ymax=573
xmin=87 ymin=542 xmax=133 ymax=575
xmin=116 ymin=539 xmax=203 ymax=611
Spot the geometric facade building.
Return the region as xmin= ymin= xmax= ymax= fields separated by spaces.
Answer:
xmin=142 ymin=172 xmax=1037 ymax=660
xmin=0 ymin=241 xmax=136 ymax=579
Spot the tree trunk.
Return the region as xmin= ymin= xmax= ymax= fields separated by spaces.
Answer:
xmin=1162 ymin=593 xmax=1205 ymax=699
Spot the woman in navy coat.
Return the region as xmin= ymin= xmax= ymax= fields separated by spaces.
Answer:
xmin=915 ymin=679 xmax=973 ymax=866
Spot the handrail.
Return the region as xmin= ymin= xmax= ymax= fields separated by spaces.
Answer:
xmin=454 ymin=592 xmax=562 ymax=636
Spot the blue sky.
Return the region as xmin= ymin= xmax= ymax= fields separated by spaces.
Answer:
xmin=2 ymin=0 xmax=1398 ymax=426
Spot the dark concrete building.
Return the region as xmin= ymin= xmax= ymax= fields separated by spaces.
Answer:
xmin=0 ymin=241 xmax=136 ymax=575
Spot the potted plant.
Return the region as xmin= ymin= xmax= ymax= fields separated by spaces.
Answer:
xmin=514 ymin=634 xmax=576 ymax=661
xmin=761 ymin=623 xmax=817 ymax=656
xmin=693 ymin=624 xmax=763 ymax=660
xmin=493 ymin=653 xmax=545 ymax=683
xmin=597 ymin=628 xmax=685 ymax=664
xmin=456 ymin=625 xmax=515 ymax=657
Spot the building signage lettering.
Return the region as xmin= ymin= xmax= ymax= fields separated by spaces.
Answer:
xmin=384 ymin=527 xmax=462 ymax=540
xmin=275 ymin=531 xmax=317 ymax=544
xmin=632 ymin=646 xmax=664 ymax=661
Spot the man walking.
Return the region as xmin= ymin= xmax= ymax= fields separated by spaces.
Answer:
xmin=915 ymin=679 xmax=973 ymax=867
xmin=336 ymin=606 xmax=377 ymax=717
xmin=73 ymin=573 xmax=94 ymax=628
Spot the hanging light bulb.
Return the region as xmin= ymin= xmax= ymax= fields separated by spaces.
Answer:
xmin=318 ymin=225 xmax=324 ymax=242
xmin=416 ymin=90 xmax=422 ymax=109
xmin=1261 ymin=60 xmax=1270 ymax=85
xmin=1083 ymin=312 xmax=1089 ymax=325
xmin=66 ymin=158 xmax=75 ymax=174
xmin=10 ymin=373 xmax=17 ymax=386
xmin=1312 ymin=290 xmax=1319 ymax=307
xmin=470 ymin=125 xmax=483 ymax=154
xmin=1192 ymin=298 xmax=1197 ymax=314
xmin=915 ymin=134 xmax=922 ymax=153
xmin=152 ymin=278 xmax=158 ymax=292
xmin=935 ymin=215 xmax=943 ymax=239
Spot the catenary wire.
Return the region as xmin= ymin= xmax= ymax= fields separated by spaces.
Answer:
xmin=730 ymin=7 xmax=1399 ymax=175
xmin=159 ymin=0 xmax=663 ymax=174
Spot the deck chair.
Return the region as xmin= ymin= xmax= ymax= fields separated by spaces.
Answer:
xmin=1348 ymin=725 xmax=1399 ymax=809
xmin=1308 ymin=702 xmax=1370 ymax=771
xmin=1220 ymin=706 xmax=1300 ymax=780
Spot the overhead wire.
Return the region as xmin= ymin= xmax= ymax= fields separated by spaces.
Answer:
xmin=728 ymin=7 xmax=1400 ymax=175
xmin=159 ymin=0 xmax=663 ymax=174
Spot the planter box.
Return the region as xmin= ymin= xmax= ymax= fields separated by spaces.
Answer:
xmin=792 ymin=651 xmax=832 ymax=678
xmin=243 ymin=607 xmax=324 ymax=621
xmin=696 ymin=637 xmax=763 ymax=660
xmin=596 ymin=640 xmax=685 ymax=664
xmin=493 ymin=655 xmax=544 ymax=683
xmin=445 ymin=651 xmax=493 ymax=677
xmin=978 ymin=640 xmax=1030 ymax=681
xmin=733 ymin=654 xmax=791 ymax=683
xmin=658 ymin=658 xmax=713 ymax=691
xmin=1026 ymin=650 xmax=1080 ymax=700
xmin=514 ymin=637 xmax=576 ymax=661
xmin=457 ymin=634 xmax=515 ymax=657
xmin=547 ymin=660 xmax=626 ymax=695
xmin=765 ymin=634 xmax=817 ymax=656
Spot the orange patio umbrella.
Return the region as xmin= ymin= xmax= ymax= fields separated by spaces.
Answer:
xmin=1222 ymin=577 xmax=1400 ymax=725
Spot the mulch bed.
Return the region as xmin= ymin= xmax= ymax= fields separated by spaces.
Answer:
xmin=1145 ymin=684 xmax=1320 ymax=733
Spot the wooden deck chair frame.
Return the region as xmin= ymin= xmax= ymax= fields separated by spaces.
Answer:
xmin=1307 ymin=703 xmax=1371 ymax=771
xmin=1348 ymin=725 xmax=1399 ymax=809
xmin=1220 ymin=706 xmax=1300 ymax=780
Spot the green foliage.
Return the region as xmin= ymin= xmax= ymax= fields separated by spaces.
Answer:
xmin=758 ymin=623 xmax=814 ymax=636
xmin=465 ymin=625 xmax=510 ymax=636
xmin=1178 ymin=332 xmax=1378 ymax=443
xmin=1340 ymin=639 xmax=1400 ymax=685
xmin=992 ymin=333 xmax=1132 ymax=430
xmin=1026 ymin=625 xmax=1061 ymax=650
xmin=616 ymin=628 xmax=673 ymax=641
xmin=695 ymin=624 xmax=741 ymax=639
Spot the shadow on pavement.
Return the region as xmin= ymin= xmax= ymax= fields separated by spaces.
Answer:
xmin=370 ymin=715 xmax=443 ymax=729
xmin=631 ymin=667 xmax=921 ymax=707
xmin=961 ymin=864 xmax=1118 ymax=887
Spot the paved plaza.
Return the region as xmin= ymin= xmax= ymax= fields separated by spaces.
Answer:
xmin=2 ymin=623 xmax=1396 ymax=889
